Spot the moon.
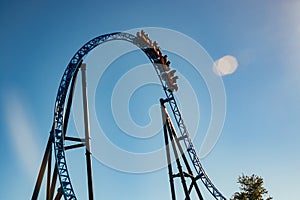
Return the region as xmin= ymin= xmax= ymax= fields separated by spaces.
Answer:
xmin=213 ymin=55 xmax=238 ymax=76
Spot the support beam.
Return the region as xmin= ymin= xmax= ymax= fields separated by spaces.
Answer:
xmin=160 ymin=98 xmax=204 ymax=200
xmin=47 ymin=147 xmax=52 ymax=200
xmin=81 ymin=63 xmax=94 ymax=200
xmin=166 ymin=117 xmax=190 ymax=200
xmin=65 ymin=143 xmax=85 ymax=150
xmin=32 ymin=135 xmax=53 ymax=200
xmin=65 ymin=136 xmax=85 ymax=142
xmin=161 ymin=99 xmax=176 ymax=200
xmin=168 ymin=114 xmax=204 ymax=200
xmin=49 ymin=166 xmax=58 ymax=200
xmin=54 ymin=188 xmax=63 ymax=200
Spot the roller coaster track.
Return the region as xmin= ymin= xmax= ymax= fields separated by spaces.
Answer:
xmin=51 ymin=31 xmax=226 ymax=199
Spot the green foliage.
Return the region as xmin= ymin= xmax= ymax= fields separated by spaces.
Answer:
xmin=231 ymin=174 xmax=272 ymax=200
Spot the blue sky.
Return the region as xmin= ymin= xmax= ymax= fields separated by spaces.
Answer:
xmin=1 ymin=0 xmax=300 ymax=199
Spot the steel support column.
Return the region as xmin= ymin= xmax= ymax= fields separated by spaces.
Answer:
xmin=161 ymin=99 xmax=176 ymax=200
xmin=80 ymin=63 xmax=94 ymax=200
xmin=160 ymin=98 xmax=204 ymax=200
xmin=32 ymin=134 xmax=53 ymax=200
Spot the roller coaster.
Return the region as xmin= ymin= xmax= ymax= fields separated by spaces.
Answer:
xmin=32 ymin=30 xmax=226 ymax=200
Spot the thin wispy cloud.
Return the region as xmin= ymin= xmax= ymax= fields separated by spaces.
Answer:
xmin=3 ymin=89 xmax=39 ymax=177
xmin=281 ymin=1 xmax=300 ymax=89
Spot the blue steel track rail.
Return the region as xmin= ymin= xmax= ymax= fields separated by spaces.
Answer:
xmin=53 ymin=31 xmax=226 ymax=199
